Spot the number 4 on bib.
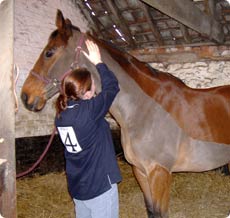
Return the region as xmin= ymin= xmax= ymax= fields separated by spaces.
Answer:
xmin=57 ymin=126 xmax=82 ymax=153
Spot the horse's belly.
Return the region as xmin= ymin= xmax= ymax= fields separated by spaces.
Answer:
xmin=172 ymin=137 xmax=230 ymax=172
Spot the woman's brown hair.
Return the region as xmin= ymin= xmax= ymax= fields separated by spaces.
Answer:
xmin=55 ymin=68 xmax=92 ymax=116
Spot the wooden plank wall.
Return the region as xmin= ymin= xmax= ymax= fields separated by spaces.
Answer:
xmin=0 ymin=0 xmax=16 ymax=217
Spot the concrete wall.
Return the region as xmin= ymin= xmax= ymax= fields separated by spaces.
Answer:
xmin=15 ymin=0 xmax=89 ymax=138
xmin=150 ymin=61 xmax=230 ymax=88
xmin=15 ymin=0 xmax=230 ymax=138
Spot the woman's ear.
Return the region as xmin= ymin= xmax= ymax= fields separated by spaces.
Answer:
xmin=82 ymin=78 xmax=96 ymax=100
xmin=83 ymin=90 xmax=94 ymax=100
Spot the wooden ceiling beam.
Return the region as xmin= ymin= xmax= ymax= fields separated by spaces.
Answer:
xmin=129 ymin=44 xmax=230 ymax=63
xmin=76 ymin=1 xmax=104 ymax=38
xmin=105 ymin=0 xmax=136 ymax=47
xmin=141 ymin=0 xmax=224 ymax=43
xmin=205 ymin=0 xmax=215 ymax=16
xmin=207 ymin=0 xmax=221 ymax=21
xmin=141 ymin=2 xmax=164 ymax=46
xmin=179 ymin=23 xmax=191 ymax=44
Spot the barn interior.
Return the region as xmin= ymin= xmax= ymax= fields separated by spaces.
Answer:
xmin=75 ymin=0 xmax=230 ymax=62
xmin=16 ymin=0 xmax=230 ymax=175
xmin=1 ymin=0 xmax=230 ymax=218
xmin=16 ymin=0 xmax=230 ymax=165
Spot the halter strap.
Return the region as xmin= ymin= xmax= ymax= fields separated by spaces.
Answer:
xmin=30 ymin=71 xmax=51 ymax=84
xmin=29 ymin=32 xmax=85 ymax=99
xmin=31 ymin=32 xmax=85 ymax=84
xmin=59 ymin=33 xmax=85 ymax=82
xmin=72 ymin=33 xmax=85 ymax=68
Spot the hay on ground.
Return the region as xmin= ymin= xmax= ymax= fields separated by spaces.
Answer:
xmin=17 ymin=160 xmax=230 ymax=218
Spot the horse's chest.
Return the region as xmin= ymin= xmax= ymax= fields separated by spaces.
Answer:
xmin=120 ymin=98 xmax=184 ymax=169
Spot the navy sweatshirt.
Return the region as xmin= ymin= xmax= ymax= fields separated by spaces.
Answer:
xmin=55 ymin=63 xmax=122 ymax=200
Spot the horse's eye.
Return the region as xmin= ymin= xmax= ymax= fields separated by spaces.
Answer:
xmin=45 ymin=50 xmax=53 ymax=58
xmin=44 ymin=47 xmax=57 ymax=58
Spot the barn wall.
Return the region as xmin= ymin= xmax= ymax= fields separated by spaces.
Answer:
xmin=150 ymin=61 xmax=230 ymax=88
xmin=15 ymin=0 xmax=230 ymax=138
xmin=0 ymin=0 xmax=15 ymax=217
xmin=15 ymin=0 xmax=89 ymax=138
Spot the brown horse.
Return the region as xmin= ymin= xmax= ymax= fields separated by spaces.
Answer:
xmin=21 ymin=10 xmax=230 ymax=218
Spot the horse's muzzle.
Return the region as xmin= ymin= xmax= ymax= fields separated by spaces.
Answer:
xmin=21 ymin=93 xmax=44 ymax=112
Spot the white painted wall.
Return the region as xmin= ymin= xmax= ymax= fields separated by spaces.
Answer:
xmin=15 ymin=0 xmax=230 ymax=138
xmin=15 ymin=0 xmax=89 ymax=138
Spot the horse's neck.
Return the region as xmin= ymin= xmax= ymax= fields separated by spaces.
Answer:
xmin=98 ymin=48 xmax=153 ymax=126
xmin=73 ymin=30 xmax=163 ymax=126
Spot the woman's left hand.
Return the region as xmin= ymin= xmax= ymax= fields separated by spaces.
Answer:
xmin=82 ymin=40 xmax=102 ymax=65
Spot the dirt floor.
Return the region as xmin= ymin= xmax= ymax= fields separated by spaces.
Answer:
xmin=17 ymin=159 xmax=230 ymax=218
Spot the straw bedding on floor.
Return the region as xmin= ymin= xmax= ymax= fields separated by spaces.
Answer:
xmin=17 ymin=159 xmax=230 ymax=218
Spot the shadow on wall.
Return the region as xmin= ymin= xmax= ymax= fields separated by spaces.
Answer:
xmin=16 ymin=130 xmax=123 ymax=176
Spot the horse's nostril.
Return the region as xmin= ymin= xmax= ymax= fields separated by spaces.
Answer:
xmin=21 ymin=93 xmax=43 ymax=111
xmin=32 ymin=96 xmax=41 ymax=111
xmin=21 ymin=92 xmax=28 ymax=104
xmin=20 ymin=92 xmax=34 ymax=111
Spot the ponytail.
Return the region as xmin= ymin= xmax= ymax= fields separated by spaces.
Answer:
xmin=55 ymin=93 xmax=67 ymax=117
xmin=55 ymin=68 xmax=92 ymax=117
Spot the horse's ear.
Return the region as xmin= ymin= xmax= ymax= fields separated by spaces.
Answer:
xmin=65 ymin=18 xmax=73 ymax=36
xmin=56 ymin=9 xmax=65 ymax=31
xmin=65 ymin=18 xmax=72 ymax=26
xmin=55 ymin=10 xmax=72 ymax=36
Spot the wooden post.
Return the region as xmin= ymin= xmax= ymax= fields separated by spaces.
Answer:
xmin=0 ymin=0 xmax=16 ymax=217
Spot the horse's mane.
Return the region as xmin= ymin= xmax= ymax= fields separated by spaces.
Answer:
xmin=87 ymin=32 xmax=185 ymax=86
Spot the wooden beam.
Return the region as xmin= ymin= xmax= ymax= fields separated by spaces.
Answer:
xmin=204 ymin=0 xmax=215 ymax=16
xmin=207 ymin=0 xmax=221 ymax=21
xmin=0 ymin=0 xmax=16 ymax=218
xmin=141 ymin=2 xmax=164 ymax=46
xmin=105 ymin=0 xmax=136 ymax=47
xmin=129 ymin=44 xmax=230 ymax=63
xmin=76 ymin=1 xmax=104 ymax=38
xmin=141 ymin=0 xmax=224 ymax=43
xmin=179 ymin=23 xmax=191 ymax=43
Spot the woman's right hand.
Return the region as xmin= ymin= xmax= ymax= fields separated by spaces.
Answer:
xmin=82 ymin=40 xmax=102 ymax=65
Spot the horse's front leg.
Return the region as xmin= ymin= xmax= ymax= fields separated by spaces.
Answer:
xmin=133 ymin=164 xmax=172 ymax=218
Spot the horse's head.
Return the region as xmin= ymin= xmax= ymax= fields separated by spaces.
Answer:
xmin=21 ymin=9 xmax=84 ymax=111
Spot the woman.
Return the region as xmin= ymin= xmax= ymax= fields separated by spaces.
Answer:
xmin=55 ymin=40 xmax=122 ymax=218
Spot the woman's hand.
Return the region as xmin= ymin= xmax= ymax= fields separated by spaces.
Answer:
xmin=82 ymin=40 xmax=102 ymax=65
